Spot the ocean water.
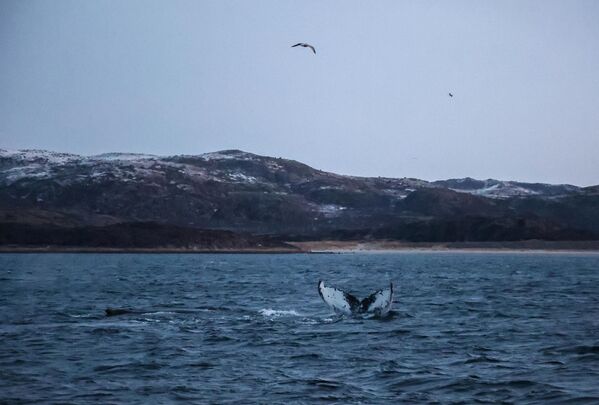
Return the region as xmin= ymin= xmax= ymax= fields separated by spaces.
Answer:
xmin=1 ymin=252 xmax=599 ymax=404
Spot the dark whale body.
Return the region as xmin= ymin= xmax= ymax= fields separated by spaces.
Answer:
xmin=105 ymin=307 xmax=138 ymax=317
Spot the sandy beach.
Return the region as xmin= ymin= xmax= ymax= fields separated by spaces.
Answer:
xmin=287 ymin=240 xmax=599 ymax=254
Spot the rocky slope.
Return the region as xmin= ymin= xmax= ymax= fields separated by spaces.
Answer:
xmin=1 ymin=148 xmax=597 ymax=245
xmin=432 ymin=177 xmax=580 ymax=198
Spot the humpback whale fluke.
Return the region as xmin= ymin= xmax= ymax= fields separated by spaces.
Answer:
xmin=317 ymin=280 xmax=361 ymax=315
xmin=318 ymin=281 xmax=394 ymax=317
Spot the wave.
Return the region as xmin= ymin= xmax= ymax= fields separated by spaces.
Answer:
xmin=259 ymin=309 xmax=302 ymax=317
xmin=67 ymin=313 xmax=96 ymax=318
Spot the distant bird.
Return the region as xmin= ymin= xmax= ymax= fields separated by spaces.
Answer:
xmin=292 ymin=43 xmax=316 ymax=54
xmin=448 ymin=92 xmax=454 ymax=97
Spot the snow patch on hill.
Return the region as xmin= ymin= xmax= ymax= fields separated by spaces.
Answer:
xmin=450 ymin=182 xmax=542 ymax=198
xmin=4 ymin=164 xmax=53 ymax=183
xmin=89 ymin=153 xmax=159 ymax=161
xmin=0 ymin=149 xmax=80 ymax=165
xmin=434 ymin=178 xmax=580 ymax=199
xmin=199 ymin=150 xmax=255 ymax=161
xmin=228 ymin=172 xmax=258 ymax=183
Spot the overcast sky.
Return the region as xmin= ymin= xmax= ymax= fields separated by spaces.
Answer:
xmin=1 ymin=1 xmax=598 ymax=185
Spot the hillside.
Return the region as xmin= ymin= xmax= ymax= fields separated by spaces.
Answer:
xmin=1 ymin=148 xmax=597 ymax=247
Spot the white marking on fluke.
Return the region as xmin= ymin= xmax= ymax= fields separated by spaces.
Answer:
xmin=317 ymin=280 xmax=394 ymax=317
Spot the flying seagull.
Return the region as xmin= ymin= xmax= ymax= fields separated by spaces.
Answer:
xmin=448 ymin=92 xmax=454 ymax=97
xmin=292 ymin=43 xmax=316 ymax=54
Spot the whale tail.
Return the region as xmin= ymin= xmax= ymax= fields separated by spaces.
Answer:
xmin=360 ymin=282 xmax=394 ymax=317
xmin=318 ymin=280 xmax=360 ymax=315
xmin=318 ymin=281 xmax=394 ymax=317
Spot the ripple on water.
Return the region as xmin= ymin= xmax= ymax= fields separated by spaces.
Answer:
xmin=1 ymin=253 xmax=598 ymax=403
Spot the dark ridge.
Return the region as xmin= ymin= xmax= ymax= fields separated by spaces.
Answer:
xmin=0 ymin=222 xmax=296 ymax=250
xmin=288 ymin=216 xmax=596 ymax=243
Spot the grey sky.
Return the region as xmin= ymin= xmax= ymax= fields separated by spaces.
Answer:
xmin=1 ymin=1 xmax=598 ymax=185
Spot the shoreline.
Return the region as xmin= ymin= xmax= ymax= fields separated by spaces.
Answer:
xmin=0 ymin=247 xmax=304 ymax=254
xmin=1 ymin=240 xmax=599 ymax=253
xmin=288 ymin=240 xmax=599 ymax=254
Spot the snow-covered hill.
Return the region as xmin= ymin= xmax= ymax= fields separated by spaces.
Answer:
xmin=1 ymin=149 xmax=581 ymax=198
xmin=1 ymin=148 xmax=596 ymax=240
xmin=0 ymin=149 xmax=428 ymax=230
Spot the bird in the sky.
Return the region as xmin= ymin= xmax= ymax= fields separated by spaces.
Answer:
xmin=448 ymin=92 xmax=454 ymax=97
xmin=292 ymin=43 xmax=316 ymax=54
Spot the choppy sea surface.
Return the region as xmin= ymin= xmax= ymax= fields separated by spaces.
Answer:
xmin=1 ymin=252 xmax=599 ymax=404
